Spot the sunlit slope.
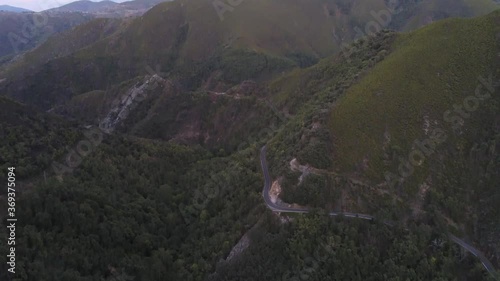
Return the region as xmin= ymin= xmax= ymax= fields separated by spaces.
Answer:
xmin=73 ymin=0 xmax=393 ymax=63
xmin=329 ymin=10 xmax=500 ymax=181
xmin=0 ymin=0 xmax=395 ymax=109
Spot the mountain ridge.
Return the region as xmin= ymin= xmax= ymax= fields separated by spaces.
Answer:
xmin=0 ymin=5 xmax=32 ymax=13
xmin=47 ymin=0 xmax=172 ymax=17
xmin=0 ymin=3 xmax=499 ymax=280
xmin=2 ymin=0 xmax=499 ymax=112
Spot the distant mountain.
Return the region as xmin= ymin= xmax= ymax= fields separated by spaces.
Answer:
xmin=388 ymin=0 xmax=500 ymax=31
xmin=0 ymin=0 xmax=169 ymax=63
xmin=0 ymin=0 xmax=500 ymax=280
xmin=48 ymin=0 xmax=118 ymax=13
xmin=47 ymin=0 xmax=171 ymax=17
xmin=0 ymin=5 xmax=32 ymax=13
xmin=0 ymin=12 xmax=94 ymax=62
xmin=2 ymin=0 xmax=499 ymax=111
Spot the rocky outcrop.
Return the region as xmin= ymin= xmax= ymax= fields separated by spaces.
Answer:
xmin=99 ymin=74 xmax=167 ymax=133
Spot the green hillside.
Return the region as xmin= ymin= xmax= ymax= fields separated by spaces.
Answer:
xmin=326 ymin=10 xmax=500 ymax=263
xmin=0 ymin=2 xmax=499 ymax=280
xmin=0 ymin=96 xmax=80 ymax=180
xmin=3 ymin=0 xmax=498 ymax=112
xmin=330 ymin=11 xmax=500 ymax=181
xmin=4 ymin=18 xmax=126 ymax=75
xmin=0 ymin=0 xmax=357 ymax=108
xmin=0 ymin=11 xmax=94 ymax=62
xmin=258 ymin=11 xmax=500 ymax=270
xmin=266 ymin=30 xmax=398 ymax=210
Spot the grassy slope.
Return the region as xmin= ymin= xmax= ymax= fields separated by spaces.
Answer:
xmin=330 ymin=11 xmax=500 ymax=181
xmin=180 ymin=0 xmax=391 ymax=60
xmin=55 ymin=0 xmax=356 ymax=65
xmin=325 ymin=11 xmax=500 ymax=259
xmin=1 ymin=0 xmax=346 ymax=109
xmin=3 ymin=0 xmax=498 ymax=112
xmin=261 ymin=11 xmax=499 ymax=266
xmin=76 ymin=0 xmax=376 ymax=64
xmin=264 ymin=30 xmax=398 ymax=211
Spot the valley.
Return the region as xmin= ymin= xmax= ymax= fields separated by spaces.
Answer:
xmin=0 ymin=0 xmax=499 ymax=280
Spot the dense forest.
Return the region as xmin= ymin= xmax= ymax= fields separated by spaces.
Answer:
xmin=0 ymin=134 xmax=266 ymax=280
xmin=211 ymin=213 xmax=497 ymax=281
xmin=0 ymin=1 xmax=499 ymax=280
xmin=0 ymin=128 xmax=496 ymax=280
xmin=0 ymin=96 xmax=81 ymax=182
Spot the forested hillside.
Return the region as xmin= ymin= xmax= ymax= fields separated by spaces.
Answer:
xmin=211 ymin=213 xmax=497 ymax=281
xmin=265 ymin=9 xmax=500 ymax=275
xmin=2 ymin=0 xmax=498 ymax=111
xmin=0 ymin=96 xmax=80 ymax=181
xmin=0 ymin=0 xmax=498 ymax=280
xmin=0 ymin=11 xmax=94 ymax=62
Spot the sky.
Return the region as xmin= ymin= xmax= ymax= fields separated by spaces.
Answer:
xmin=0 ymin=0 xmax=127 ymax=11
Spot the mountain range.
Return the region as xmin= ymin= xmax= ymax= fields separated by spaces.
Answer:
xmin=0 ymin=5 xmax=32 ymax=13
xmin=0 ymin=11 xmax=94 ymax=62
xmin=0 ymin=0 xmax=499 ymax=280
xmin=2 ymin=0 xmax=499 ymax=110
xmin=0 ymin=0 xmax=172 ymax=62
xmin=47 ymin=0 xmax=172 ymax=17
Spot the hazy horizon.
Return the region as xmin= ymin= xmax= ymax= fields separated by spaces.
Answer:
xmin=0 ymin=0 xmax=128 ymax=11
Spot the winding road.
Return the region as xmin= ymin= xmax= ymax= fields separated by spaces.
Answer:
xmin=260 ymin=146 xmax=375 ymax=220
xmin=449 ymin=234 xmax=497 ymax=275
xmin=260 ymin=145 xmax=498 ymax=279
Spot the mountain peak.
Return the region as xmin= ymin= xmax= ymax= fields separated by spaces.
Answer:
xmin=0 ymin=5 xmax=32 ymax=13
xmin=46 ymin=0 xmax=170 ymax=16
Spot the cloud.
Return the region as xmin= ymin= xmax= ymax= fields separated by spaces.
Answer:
xmin=0 ymin=0 xmax=69 ymax=11
xmin=0 ymin=0 xmax=126 ymax=12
